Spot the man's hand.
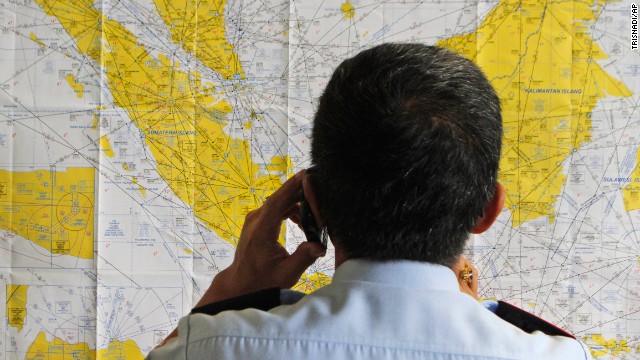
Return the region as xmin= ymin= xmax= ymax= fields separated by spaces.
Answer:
xmin=195 ymin=171 xmax=326 ymax=307
xmin=449 ymin=256 xmax=479 ymax=299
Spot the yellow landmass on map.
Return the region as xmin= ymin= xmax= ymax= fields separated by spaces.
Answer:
xmin=294 ymin=272 xmax=331 ymax=293
xmin=29 ymin=32 xmax=46 ymax=48
xmin=0 ymin=168 xmax=94 ymax=258
xmin=65 ymin=74 xmax=84 ymax=98
xmin=583 ymin=334 xmax=631 ymax=357
xmin=6 ymin=285 xmax=28 ymax=332
xmin=25 ymin=332 xmax=145 ymax=360
xmin=154 ymin=0 xmax=245 ymax=80
xmin=35 ymin=0 xmax=286 ymax=246
xmin=131 ymin=176 xmax=146 ymax=197
xmin=99 ymin=136 xmax=114 ymax=158
xmin=438 ymin=0 xmax=631 ymax=227
xmin=341 ymin=1 xmax=355 ymax=19
xmin=25 ymin=332 xmax=94 ymax=360
xmin=96 ymin=338 xmax=145 ymax=360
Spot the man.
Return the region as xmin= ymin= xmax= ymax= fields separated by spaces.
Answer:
xmin=147 ymin=44 xmax=592 ymax=359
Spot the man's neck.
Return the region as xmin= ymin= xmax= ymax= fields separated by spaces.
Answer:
xmin=334 ymin=244 xmax=348 ymax=268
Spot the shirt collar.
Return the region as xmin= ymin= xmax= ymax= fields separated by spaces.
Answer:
xmin=332 ymin=258 xmax=460 ymax=291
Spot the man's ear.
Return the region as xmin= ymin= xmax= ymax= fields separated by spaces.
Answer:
xmin=302 ymin=171 xmax=323 ymax=225
xmin=471 ymin=182 xmax=505 ymax=234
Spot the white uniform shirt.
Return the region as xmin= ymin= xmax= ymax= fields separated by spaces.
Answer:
xmin=147 ymin=259 xmax=592 ymax=359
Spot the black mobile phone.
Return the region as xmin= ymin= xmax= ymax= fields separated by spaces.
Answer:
xmin=300 ymin=169 xmax=328 ymax=247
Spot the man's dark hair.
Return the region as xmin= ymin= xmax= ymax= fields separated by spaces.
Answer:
xmin=310 ymin=43 xmax=502 ymax=266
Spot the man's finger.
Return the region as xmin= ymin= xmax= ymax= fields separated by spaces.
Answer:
xmin=260 ymin=171 xmax=304 ymax=232
xmin=263 ymin=171 xmax=304 ymax=212
xmin=283 ymin=203 xmax=302 ymax=225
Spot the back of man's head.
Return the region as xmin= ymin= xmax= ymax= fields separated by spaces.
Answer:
xmin=311 ymin=43 xmax=502 ymax=266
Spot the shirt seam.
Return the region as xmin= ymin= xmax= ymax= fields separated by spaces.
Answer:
xmin=186 ymin=334 xmax=523 ymax=359
xmin=324 ymin=279 xmax=460 ymax=293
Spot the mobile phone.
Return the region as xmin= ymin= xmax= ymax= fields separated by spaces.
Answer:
xmin=300 ymin=169 xmax=328 ymax=247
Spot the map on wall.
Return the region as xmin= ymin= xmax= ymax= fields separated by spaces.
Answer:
xmin=0 ymin=0 xmax=638 ymax=358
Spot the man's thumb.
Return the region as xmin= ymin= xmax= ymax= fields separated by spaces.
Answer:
xmin=280 ymin=242 xmax=326 ymax=286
